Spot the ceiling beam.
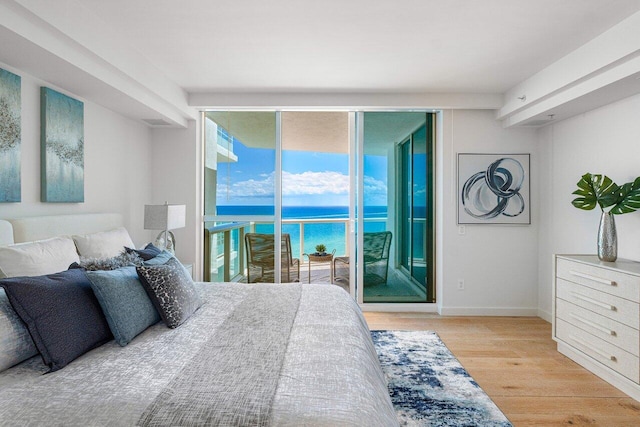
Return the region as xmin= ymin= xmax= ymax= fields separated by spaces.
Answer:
xmin=2 ymin=0 xmax=196 ymax=127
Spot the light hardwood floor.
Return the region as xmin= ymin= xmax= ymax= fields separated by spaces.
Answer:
xmin=363 ymin=313 xmax=640 ymax=427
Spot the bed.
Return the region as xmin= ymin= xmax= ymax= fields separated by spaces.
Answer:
xmin=0 ymin=214 xmax=397 ymax=426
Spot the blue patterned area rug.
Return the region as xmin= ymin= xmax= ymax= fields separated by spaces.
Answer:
xmin=371 ymin=330 xmax=513 ymax=427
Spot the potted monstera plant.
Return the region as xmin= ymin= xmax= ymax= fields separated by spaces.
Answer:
xmin=572 ymin=173 xmax=640 ymax=261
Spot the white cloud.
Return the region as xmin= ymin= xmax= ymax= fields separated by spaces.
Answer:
xmin=282 ymin=171 xmax=349 ymax=195
xmin=217 ymin=171 xmax=387 ymax=198
xmin=364 ymin=175 xmax=387 ymax=195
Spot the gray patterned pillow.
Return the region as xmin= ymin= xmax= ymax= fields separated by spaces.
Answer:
xmin=0 ymin=288 xmax=37 ymax=371
xmin=71 ymin=251 xmax=143 ymax=271
xmin=136 ymin=258 xmax=202 ymax=328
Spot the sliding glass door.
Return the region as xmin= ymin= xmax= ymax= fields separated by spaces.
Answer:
xmin=202 ymin=111 xmax=355 ymax=292
xmin=400 ymin=114 xmax=435 ymax=302
xmin=202 ymin=110 xmax=435 ymax=304
xmin=359 ymin=112 xmax=435 ymax=303
xmin=202 ymin=111 xmax=277 ymax=282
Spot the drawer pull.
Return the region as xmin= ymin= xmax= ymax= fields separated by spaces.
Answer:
xmin=569 ymin=270 xmax=616 ymax=286
xmin=571 ymin=292 xmax=617 ymax=312
xmin=569 ymin=335 xmax=618 ymax=362
xmin=569 ymin=313 xmax=617 ymax=336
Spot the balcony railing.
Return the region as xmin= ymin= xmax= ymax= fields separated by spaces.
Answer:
xmin=203 ymin=221 xmax=250 ymax=282
xmin=282 ymin=218 xmax=349 ymax=260
xmin=203 ymin=217 xmax=399 ymax=283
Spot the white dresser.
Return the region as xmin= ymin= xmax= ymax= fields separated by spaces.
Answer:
xmin=553 ymin=255 xmax=640 ymax=401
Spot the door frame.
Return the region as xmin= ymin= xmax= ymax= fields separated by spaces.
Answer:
xmin=201 ymin=108 xmax=438 ymax=311
xmin=354 ymin=111 xmax=438 ymax=309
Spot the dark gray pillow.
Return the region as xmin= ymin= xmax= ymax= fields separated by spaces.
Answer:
xmin=136 ymin=258 xmax=202 ymax=329
xmin=125 ymin=243 xmax=162 ymax=261
xmin=86 ymin=267 xmax=160 ymax=346
xmin=0 ymin=269 xmax=112 ymax=372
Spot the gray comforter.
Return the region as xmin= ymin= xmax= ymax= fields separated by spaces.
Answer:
xmin=0 ymin=283 xmax=398 ymax=426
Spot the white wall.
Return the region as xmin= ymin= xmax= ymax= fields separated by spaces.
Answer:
xmin=0 ymin=62 xmax=154 ymax=245
xmin=537 ymin=93 xmax=640 ymax=320
xmin=148 ymin=109 xmax=541 ymax=314
xmin=151 ymin=120 xmax=202 ymax=279
xmin=439 ymin=109 xmax=540 ymax=316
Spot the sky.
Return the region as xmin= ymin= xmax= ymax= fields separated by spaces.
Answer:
xmin=215 ymin=137 xmax=388 ymax=207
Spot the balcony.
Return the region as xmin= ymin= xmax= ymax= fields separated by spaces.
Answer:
xmin=203 ymin=218 xmax=352 ymax=286
xmin=203 ymin=216 xmax=429 ymax=302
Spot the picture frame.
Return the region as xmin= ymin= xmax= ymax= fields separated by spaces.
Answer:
xmin=41 ymin=87 xmax=84 ymax=203
xmin=0 ymin=68 xmax=21 ymax=203
xmin=457 ymin=153 xmax=530 ymax=224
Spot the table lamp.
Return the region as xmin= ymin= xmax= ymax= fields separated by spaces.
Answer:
xmin=144 ymin=203 xmax=186 ymax=254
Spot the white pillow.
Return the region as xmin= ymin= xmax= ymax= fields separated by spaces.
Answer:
xmin=0 ymin=236 xmax=80 ymax=278
xmin=72 ymin=227 xmax=135 ymax=259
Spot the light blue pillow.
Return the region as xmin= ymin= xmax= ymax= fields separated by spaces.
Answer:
xmin=86 ymin=267 xmax=160 ymax=346
xmin=0 ymin=288 xmax=37 ymax=371
xmin=143 ymin=250 xmax=173 ymax=266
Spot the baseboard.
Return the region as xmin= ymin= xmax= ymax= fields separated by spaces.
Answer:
xmin=537 ymin=308 xmax=552 ymax=323
xmin=360 ymin=304 xmax=540 ymax=316
xmin=360 ymin=303 xmax=439 ymax=313
xmin=438 ymin=306 xmax=539 ymax=316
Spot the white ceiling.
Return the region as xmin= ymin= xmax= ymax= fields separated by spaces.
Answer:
xmin=78 ymin=0 xmax=640 ymax=95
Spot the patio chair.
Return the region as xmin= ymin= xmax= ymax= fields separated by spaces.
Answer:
xmin=333 ymin=231 xmax=392 ymax=286
xmin=245 ymin=233 xmax=300 ymax=283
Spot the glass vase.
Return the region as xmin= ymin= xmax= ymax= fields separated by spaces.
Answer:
xmin=597 ymin=211 xmax=617 ymax=262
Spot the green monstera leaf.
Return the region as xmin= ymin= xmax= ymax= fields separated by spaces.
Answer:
xmin=610 ymin=176 xmax=640 ymax=214
xmin=571 ymin=173 xmax=619 ymax=211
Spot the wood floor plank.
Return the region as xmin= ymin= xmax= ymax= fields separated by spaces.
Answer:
xmin=493 ymin=396 xmax=640 ymax=427
xmin=363 ymin=313 xmax=640 ymax=427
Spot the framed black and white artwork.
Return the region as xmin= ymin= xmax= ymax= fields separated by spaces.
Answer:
xmin=457 ymin=153 xmax=530 ymax=225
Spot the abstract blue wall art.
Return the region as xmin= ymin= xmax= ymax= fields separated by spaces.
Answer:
xmin=458 ymin=153 xmax=530 ymax=224
xmin=41 ymin=87 xmax=84 ymax=202
xmin=0 ymin=68 xmax=21 ymax=202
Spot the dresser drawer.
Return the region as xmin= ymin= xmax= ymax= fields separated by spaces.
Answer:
xmin=556 ymin=319 xmax=639 ymax=383
xmin=556 ymin=299 xmax=639 ymax=356
xmin=557 ymin=279 xmax=639 ymax=329
xmin=557 ymin=258 xmax=640 ymax=302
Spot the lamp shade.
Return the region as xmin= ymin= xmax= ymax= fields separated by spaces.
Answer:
xmin=144 ymin=204 xmax=186 ymax=231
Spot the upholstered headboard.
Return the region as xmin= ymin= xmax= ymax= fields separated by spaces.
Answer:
xmin=0 ymin=221 xmax=13 ymax=246
xmin=0 ymin=213 xmax=124 ymax=246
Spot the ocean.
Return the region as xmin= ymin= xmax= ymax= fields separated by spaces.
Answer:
xmin=216 ymin=205 xmax=387 ymax=257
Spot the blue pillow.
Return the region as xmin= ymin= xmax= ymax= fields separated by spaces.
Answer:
xmin=0 ymin=269 xmax=112 ymax=372
xmin=143 ymin=250 xmax=173 ymax=266
xmin=125 ymin=243 xmax=162 ymax=261
xmin=86 ymin=267 xmax=161 ymax=346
